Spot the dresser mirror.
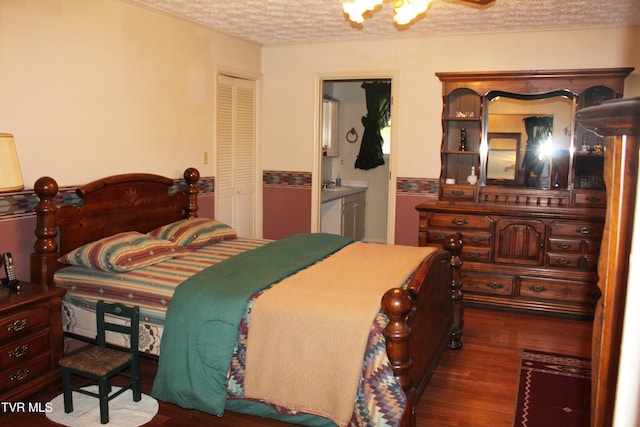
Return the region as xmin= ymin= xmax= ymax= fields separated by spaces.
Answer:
xmin=482 ymin=90 xmax=576 ymax=189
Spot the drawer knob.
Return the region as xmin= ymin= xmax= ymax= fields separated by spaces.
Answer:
xmin=558 ymin=243 xmax=574 ymax=250
xmin=467 ymin=252 xmax=483 ymax=259
xmin=451 ymin=190 xmax=464 ymax=196
xmin=9 ymin=345 xmax=29 ymax=358
xmin=586 ymin=196 xmax=602 ymax=203
xmin=470 ymin=237 xmax=484 ymax=244
xmin=529 ymin=285 xmax=548 ymax=293
xmin=10 ymin=368 xmax=30 ymax=382
xmin=555 ymin=258 xmax=571 ymax=265
xmin=7 ymin=319 xmax=28 ymax=333
xmin=577 ymin=227 xmax=595 ymax=235
xmin=486 ymin=282 xmax=504 ymax=290
xmin=451 ymin=218 xmax=468 ymax=226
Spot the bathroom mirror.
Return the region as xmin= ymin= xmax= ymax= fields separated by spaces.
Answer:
xmin=483 ymin=90 xmax=576 ymax=189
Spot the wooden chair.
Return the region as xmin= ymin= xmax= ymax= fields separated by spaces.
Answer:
xmin=59 ymin=300 xmax=141 ymax=424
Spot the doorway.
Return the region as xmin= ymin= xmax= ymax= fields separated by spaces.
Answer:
xmin=316 ymin=76 xmax=396 ymax=244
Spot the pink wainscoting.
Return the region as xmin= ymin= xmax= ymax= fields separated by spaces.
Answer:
xmin=197 ymin=193 xmax=215 ymax=220
xmin=394 ymin=193 xmax=436 ymax=247
xmin=394 ymin=177 xmax=439 ymax=247
xmin=0 ymin=216 xmax=37 ymax=282
xmin=263 ymin=186 xmax=311 ymax=240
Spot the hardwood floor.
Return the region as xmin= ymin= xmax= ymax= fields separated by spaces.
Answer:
xmin=1 ymin=306 xmax=592 ymax=426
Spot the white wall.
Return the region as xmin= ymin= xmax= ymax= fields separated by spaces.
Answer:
xmin=0 ymin=0 xmax=261 ymax=187
xmin=261 ymin=27 xmax=640 ymax=179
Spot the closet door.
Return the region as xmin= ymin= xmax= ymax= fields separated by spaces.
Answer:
xmin=216 ymin=74 xmax=256 ymax=238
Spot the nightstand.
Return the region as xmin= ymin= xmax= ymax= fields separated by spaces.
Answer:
xmin=0 ymin=282 xmax=66 ymax=401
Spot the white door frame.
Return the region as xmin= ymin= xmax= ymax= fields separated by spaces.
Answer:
xmin=313 ymin=71 xmax=399 ymax=244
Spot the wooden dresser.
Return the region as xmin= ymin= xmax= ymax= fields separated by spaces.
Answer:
xmin=417 ymin=67 xmax=633 ymax=317
xmin=416 ymin=202 xmax=603 ymax=316
xmin=0 ymin=284 xmax=65 ymax=401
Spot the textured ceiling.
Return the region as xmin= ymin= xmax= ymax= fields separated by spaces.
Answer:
xmin=133 ymin=0 xmax=640 ymax=46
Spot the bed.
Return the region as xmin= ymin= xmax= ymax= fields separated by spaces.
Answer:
xmin=30 ymin=167 xmax=464 ymax=427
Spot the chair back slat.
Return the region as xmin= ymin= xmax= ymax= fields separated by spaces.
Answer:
xmin=96 ymin=300 xmax=139 ymax=354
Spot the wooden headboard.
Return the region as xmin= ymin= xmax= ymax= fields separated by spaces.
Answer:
xmin=30 ymin=167 xmax=201 ymax=285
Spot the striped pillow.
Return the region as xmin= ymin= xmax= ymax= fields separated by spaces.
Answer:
xmin=147 ymin=218 xmax=237 ymax=248
xmin=58 ymin=231 xmax=186 ymax=272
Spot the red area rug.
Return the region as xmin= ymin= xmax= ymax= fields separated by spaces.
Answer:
xmin=514 ymin=349 xmax=591 ymax=427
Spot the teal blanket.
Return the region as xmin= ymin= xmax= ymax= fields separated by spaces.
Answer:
xmin=151 ymin=233 xmax=353 ymax=415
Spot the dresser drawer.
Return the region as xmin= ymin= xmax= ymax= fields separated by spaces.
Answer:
xmin=440 ymin=184 xmax=476 ymax=201
xmin=429 ymin=230 xmax=492 ymax=247
xmin=549 ymin=221 xmax=604 ymax=238
xmin=462 ymin=247 xmax=492 ymax=263
xmin=519 ymin=277 xmax=601 ymax=304
xmin=463 ymin=272 xmax=514 ymax=296
xmin=546 ymin=253 xmax=583 ymax=269
xmin=0 ymin=352 xmax=52 ymax=393
xmin=573 ymin=190 xmax=606 ymax=207
xmin=547 ymin=238 xmax=582 ymax=253
xmin=0 ymin=330 xmax=50 ymax=370
xmin=428 ymin=213 xmax=492 ymax=230
xmin=0 ymin=305 xmax=50 ymax=342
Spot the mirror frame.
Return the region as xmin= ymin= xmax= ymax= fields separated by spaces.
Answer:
xmin=481 ymin=89 xmax=576 ymax=189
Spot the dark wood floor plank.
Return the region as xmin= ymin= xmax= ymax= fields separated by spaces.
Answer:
xmin=1 ymin=307 xmax=592 ymax=426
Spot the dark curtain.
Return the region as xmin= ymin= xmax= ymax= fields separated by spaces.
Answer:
xmin=522 ymin=116 xmax=553 ymax=187
xmin=354 ymin=82 xmax=391 ymax=170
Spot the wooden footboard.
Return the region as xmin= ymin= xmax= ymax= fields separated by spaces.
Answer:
xmin=382 ymin=232 xmax=463 ymax=427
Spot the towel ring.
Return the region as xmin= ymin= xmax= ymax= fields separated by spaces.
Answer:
xmin=346 ymin=128 xmax=358 ymax=143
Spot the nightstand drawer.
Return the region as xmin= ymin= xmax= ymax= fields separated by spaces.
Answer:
xmin=0 ymin=330 xmax=50 ymax=370
xmin=0 ymin=305 xmax=49 ymax=342
xmin=0 ymin=352 xmax=52 ymax=393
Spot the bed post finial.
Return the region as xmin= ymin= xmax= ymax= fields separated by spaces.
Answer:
xmin=31 ymin=176 xmax=60 ymax=285
xmin=183 ymin=167 xmax=199 ymax=218
xmin=381 ymin=287 xmax=414 ymax=412
xmin=444 ymin=232 xmax=464 ymax=350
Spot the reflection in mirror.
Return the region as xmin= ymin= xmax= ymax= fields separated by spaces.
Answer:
xmin=486 ymin=133 xmax=520 ymax=184
xmin=484 ymin=90 xmax=575 ymax=189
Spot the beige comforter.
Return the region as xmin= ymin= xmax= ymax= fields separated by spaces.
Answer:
xmin=244 ymin=242 xmax=437 ymax=426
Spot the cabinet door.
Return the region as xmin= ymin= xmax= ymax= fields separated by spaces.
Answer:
xmin=494 ymin=219 xmax=545 ymax=265
xmin=342 ymin=193 xmax=365 ymax=240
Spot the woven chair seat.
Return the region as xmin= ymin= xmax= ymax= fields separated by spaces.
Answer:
xmin=60 ymin=346 xmax=132 ymax=377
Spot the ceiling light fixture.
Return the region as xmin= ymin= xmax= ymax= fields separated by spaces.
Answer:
xmin=343 ymin=0 xmax=433 ymax=26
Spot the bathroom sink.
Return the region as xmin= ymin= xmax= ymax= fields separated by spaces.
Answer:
xmin=322 ymin=186 xmax=351 ymax=192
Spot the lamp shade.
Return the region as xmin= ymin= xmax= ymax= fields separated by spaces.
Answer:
xmin=0 ymin=133 xmax=25 ymax=192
